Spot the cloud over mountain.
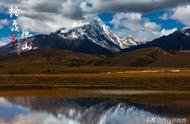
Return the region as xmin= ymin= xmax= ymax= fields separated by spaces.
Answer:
xmin=171 ymin=5 xmax=190 ymax=26
xmin=110 ymin=13 xmax=177 ymax=42
xmin=90 ymin=0 xmax=190 ymax=13
xmin=0 ymin=0 xmax=189 ymax=33
xmin=0 ymin=0 xmax=189 ymax=43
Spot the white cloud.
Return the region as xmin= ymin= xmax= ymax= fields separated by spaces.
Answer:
xmin=0 ymin=19 xmax=9 ymax=29
xmin=171 ymin=5 xmax=190 ymax=26
xmin=17 ymin=14 xmax=84 ymax=34
xmin=18 ymin=0 xmax=88 ymax=33
xmin=0 ymin=41 xmax=8 ymax=46
xmin=110 ymin=12 xmax=177 ymax=42
xmin=0 ymin=37 xmax=11 ymax=46
xmin=0 ymin=0 xmax=186 ymax=45
xmin=90 ymin=0 xmax=190 ymax=13
xmin=160 ymin=28 xmax=177 ymax=36
xmin=0 ymin=0 xmax=189 ymax=34
xmin=0 ymin=0 xmax=90 ymax=34
xmin=159 ymin=12 xmax=171 ymax=20
xmin=144 ymin=22 xmax=161 ymax=31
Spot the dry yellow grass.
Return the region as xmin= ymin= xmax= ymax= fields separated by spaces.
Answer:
xmin=0 ymin=72 xmax=190 ymax=91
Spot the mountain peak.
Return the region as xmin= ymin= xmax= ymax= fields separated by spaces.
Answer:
xmin=0 ymin=18 xmax=137 ymax=55
xmin=56 ymin=17 xmax=135 ymax=52
xmin=89 ymin=17 xmax=112 ymax=36
xmin=91 ymin=17 xmax=104 ymax=24
xmin=58 ymin=18 xmax=109 ymax=34
xmin=180 ymin=28 xmax=190 ymax=36
xmin=90 ymin=17 xmax=107 ymax=28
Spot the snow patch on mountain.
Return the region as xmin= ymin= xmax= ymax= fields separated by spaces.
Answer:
xmin=56 ymin=18 xmax=137 ymax=52
xmin=120 ymin=37 xmax=137 ymax=49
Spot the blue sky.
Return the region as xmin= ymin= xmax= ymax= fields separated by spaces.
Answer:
xmin=99 ymin=11 xmax=185 ymax=29
xmin=0 ymin=0 xmax=190 ymax=45
xmin=0 ymin=13 xmax=11 ymax=38
xmin=143 ymin=10 xmax=185 ymax=29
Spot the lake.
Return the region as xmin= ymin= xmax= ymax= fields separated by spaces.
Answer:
xmin=0 ymin=97 xmax=188 ymax=124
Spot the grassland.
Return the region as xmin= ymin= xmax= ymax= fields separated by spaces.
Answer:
xmin=0 ymin=48 xmax=190 ymax=115
xmin=0 ymin=71 xmax=190 ymax=91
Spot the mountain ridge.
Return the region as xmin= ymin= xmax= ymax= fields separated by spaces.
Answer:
xmin=1 ymin=47 xmax=190 ymax=74
xmin=0 ymin=18 xmax=137 ymax=55
xmin=1 ymin=18 xmax=190 ymax=56
xmin=122 ymin=28 xmax=190 ymax=53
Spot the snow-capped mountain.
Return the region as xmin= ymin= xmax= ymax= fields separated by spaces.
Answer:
xmin=120 ymin=37 xmax=137 ymax=48
xmin=56 ymin=18 xmax=135 ymax=52
xmin=123 ymin=28 xmax=190 ymax=52
xmin=0 ymin=18 xmax=137 ymax=55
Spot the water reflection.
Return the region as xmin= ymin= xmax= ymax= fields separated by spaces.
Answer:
xmin=0 ymin=97 xmax=186 ymax=124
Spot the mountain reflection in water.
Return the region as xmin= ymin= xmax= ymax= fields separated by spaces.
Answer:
xmin=0 ymin=97 xmax=184 ymax=124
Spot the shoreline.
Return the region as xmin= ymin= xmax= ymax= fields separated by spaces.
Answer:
xmin=0 ymin=71 xmax=189 ymax=116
